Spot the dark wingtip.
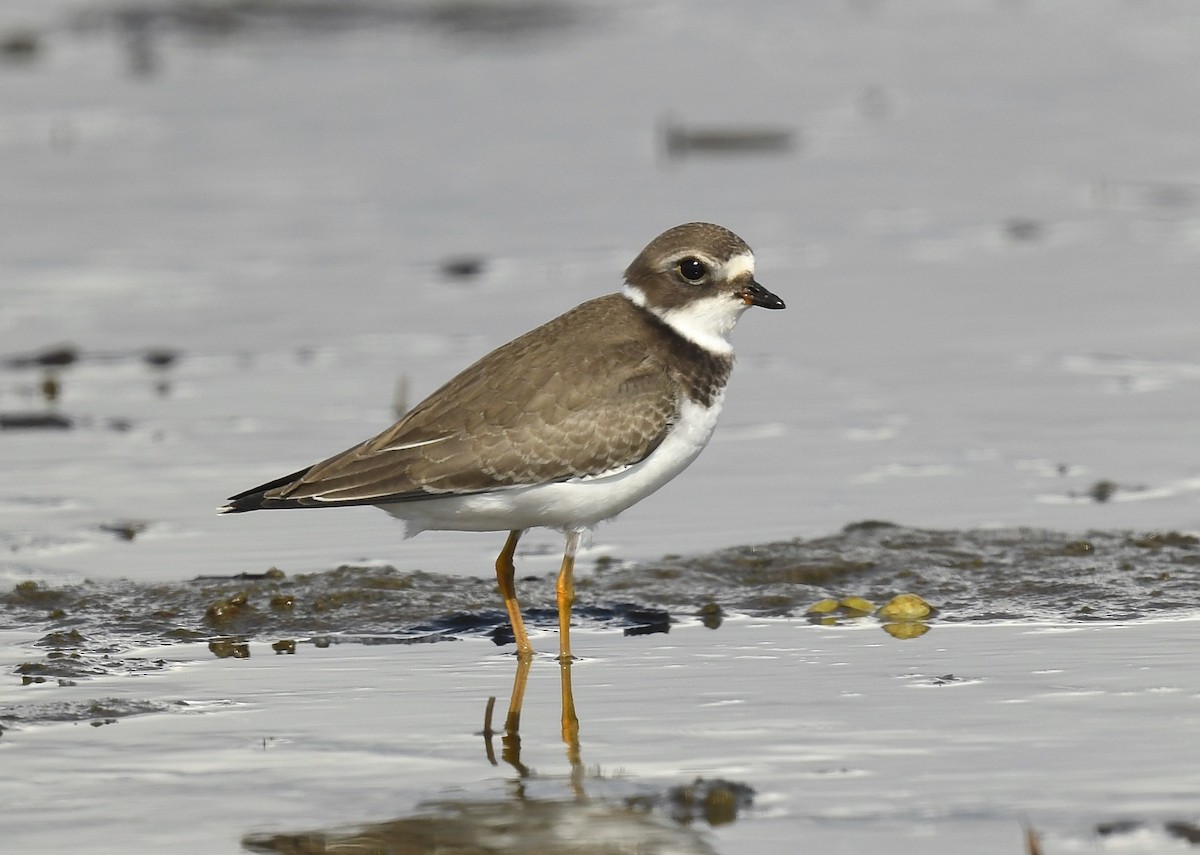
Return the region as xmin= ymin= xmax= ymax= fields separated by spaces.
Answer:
xmin=219 ymin=465 xmax=315 ymax=514
xmin=217 ymin=497 xmax=259 ymax=514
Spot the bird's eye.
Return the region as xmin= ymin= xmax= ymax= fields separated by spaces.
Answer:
xmin=677 ymin=257 xmax=707 ymax=282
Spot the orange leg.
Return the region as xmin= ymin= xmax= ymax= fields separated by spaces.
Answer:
xmin=557 ymin=531 xmax=584 ymax=770
xmin=556 ymin=529 xmax=583 ymax=662
xmin=495 ymin=529 xmax=533 ymax=658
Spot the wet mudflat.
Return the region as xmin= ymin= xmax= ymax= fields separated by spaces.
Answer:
xmin=3 ymin=1 xmax=1200 ymax=852
xmin=3 ymin=523 xmax=1200 ymax=690
xmin=3 ymin=525 xmax=1200 ymax=853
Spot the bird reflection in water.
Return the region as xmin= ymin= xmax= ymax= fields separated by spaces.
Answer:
xmin=242 ymin=657 xmax=753 ymax=855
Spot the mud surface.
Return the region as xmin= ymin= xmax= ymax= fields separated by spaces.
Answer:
xmin=4 ymin=523 xmax=1197 ymax=694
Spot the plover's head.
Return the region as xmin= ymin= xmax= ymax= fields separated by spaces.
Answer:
xmin=622 ymin=222 xmax=785 ymax=355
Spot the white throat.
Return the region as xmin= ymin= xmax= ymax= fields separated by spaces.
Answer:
xmin=622 ymin=283 xmax=742 ymax=356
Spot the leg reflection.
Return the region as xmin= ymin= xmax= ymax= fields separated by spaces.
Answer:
xmin=560 ymin=657 xmax=580 ymax=766
xmin=480 ymin=654 xmax=583 ymax=782
xmin=479 ymin=654 xmax=532 ymax=776
xmin=502 ymin=655 xmax=532 ymax=776
xmin=560 ymin=655 xmax=584 ymax=797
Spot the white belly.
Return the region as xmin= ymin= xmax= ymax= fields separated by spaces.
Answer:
xmin=380 ymin=392 xmax=725 ymax=535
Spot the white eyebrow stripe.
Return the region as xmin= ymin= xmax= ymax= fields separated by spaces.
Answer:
xmin=719 ymin=252 xmax=755 ymax=281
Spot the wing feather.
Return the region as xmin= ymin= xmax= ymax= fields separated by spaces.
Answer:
xmin=242 ymin=295 xmax=685 ymax=508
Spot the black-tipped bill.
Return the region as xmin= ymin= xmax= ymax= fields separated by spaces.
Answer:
xmin=741 ymin=279 xmax=786 ymax=310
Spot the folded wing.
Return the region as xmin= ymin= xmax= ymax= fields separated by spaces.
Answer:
xmin=222 ymin=297 xmax=682 ymax=511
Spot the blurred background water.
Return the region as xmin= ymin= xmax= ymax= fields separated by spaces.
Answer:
xmin=1 ymin=0 xmax=1198 ymax=582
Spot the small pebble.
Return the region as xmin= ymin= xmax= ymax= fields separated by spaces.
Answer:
xmin=208 ymin=639 xmax=250 ymax=659
xmin=806 ymin=598 xmax=840 ymax=615
xmin=838 ymin=596 xmax=875 ymax=616
xmin=877 ymin=593 xmax=933 ymax=621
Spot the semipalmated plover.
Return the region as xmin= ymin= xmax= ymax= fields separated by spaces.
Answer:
xmin=221 ymin=222 xmax=785 ymax=659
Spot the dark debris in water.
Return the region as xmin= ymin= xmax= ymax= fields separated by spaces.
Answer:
xmin=3 ymin=343 xmax=80 ymax=368
xmin=4 ymin=523 xmax=1199 ymax=687
xmin=16 ymin=649 xmax=168 ymax=684
xmin=661 ymin=119 xmax=796 ymax=161
xmin=0 ymin=697 xmax=171 ymax=737
xmin=439 ymin=255 xmax=487 ymax=280
xmin=1 ymin=343 xmax=182 ymax=371
xmin=72 ymin=0 xmax=588 ymax=41
xmin=1 ymin=341 xmax=180 ymax=431
xmin=0 ymin=413 xmax=135 ymax=432
xmin=627 ymin=777 xmax=756 ymax=827
xmin=243 ymin=774 xmax=750 ymax=854
xmin=0 ymin=412 xmax=74 ymax=430
xmin=1097 ymin=818 xmax=1200 ymax=846
xmin=0 ymin=29 xmax=41 ymax=62
xmin=56 ymin=1 xmax=594 ymax=79
xmin=98 ymin=520 xmax=149 ymax=541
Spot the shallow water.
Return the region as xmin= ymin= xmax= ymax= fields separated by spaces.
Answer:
xmin=3 ymin=1 xmax=1200 ymax=852
xmin=3 ymin=619 xmax=1200 ymax=854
